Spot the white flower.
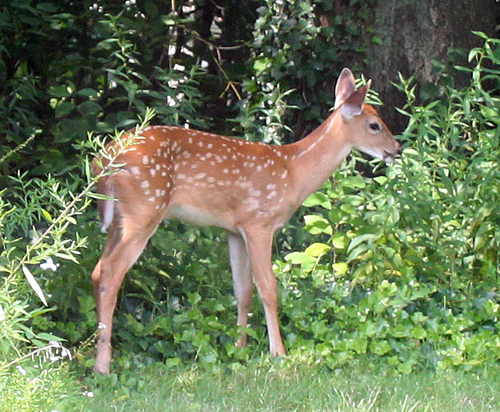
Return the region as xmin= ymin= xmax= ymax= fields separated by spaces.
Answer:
xmin=40 ymin=257 xmax=58 ymax=271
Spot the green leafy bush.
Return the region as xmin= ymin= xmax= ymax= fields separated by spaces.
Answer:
xmin=0 ymin=0 xmax=208 ymax=183
xmin=248 ymin=0 xmax=377 ymax=142
xmin=0 ymin=110 xmax=158 ymax=377
xmin=277 ymin=32 xmax=500 ymax=372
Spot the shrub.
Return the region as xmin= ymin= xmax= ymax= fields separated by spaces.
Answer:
xmin=277 ymin=32 xmax=500 ymax=372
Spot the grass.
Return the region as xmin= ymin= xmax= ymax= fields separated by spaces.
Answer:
xmin=2 ymin=356 xmax=500 ymax=411
xmin=77 ymin=358 xmax=500 ymax=412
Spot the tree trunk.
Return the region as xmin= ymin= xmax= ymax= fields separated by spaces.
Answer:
xmin=366 ymin=0 xmax=499 ymax=133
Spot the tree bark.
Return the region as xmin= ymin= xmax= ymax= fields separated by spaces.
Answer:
xmin=366 ymin=0 xmax=499 ymax=133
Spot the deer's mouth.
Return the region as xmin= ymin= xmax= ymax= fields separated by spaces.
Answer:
xmin=383 ymin=145 xmax=402 ymax=163
xmin=383 ymin=151 xmax=399 ymax=163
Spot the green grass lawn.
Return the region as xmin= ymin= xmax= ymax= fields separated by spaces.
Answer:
xmin=3 ymin=357 xmax=500 ymax=411
xmin=77 ymin=359 xmax=500 ymax=412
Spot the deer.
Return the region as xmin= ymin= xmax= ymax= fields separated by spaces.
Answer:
xmin=90 ymin=68 xmax=401 ymax=374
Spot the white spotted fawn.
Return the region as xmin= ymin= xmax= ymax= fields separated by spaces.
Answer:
xmin=91 ymin=68 xmax=401 ymax=374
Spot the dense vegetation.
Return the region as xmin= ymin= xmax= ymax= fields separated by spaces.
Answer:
xmin=1 ymin=0 xmax=500 ymax=409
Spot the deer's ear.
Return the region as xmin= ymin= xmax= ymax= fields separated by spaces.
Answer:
xmin=339 ymin=80 xmax=371 ymax=119
xmin=334 ymin=68 xmax=356 ymax=109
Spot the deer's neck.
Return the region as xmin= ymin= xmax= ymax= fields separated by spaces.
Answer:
xmin=283 ymin=110 xmax=352 ymax=206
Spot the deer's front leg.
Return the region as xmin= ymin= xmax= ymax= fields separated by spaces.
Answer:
xmin=241 ymin=226 xmax=285 ymax=357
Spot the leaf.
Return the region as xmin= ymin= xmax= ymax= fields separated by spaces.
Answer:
xmin=411 ymin=326 xmax=427 ymax=340
xmin=303 ymin=192 xmax=331 ymax=209
xmin=304 ymin=215 xmax=333 ymax=235
xmin=55 ymin=101 xmax=75 ymax=117
xmin=347 ymin=233 xmax=376 ymax=253
xmin=332 ymin=262 xmax=348 ymax=275
xmin=360 ymin=321 xmax=377 ymax=338
xmin=165 ymin=358 xmax=182 ymax=368
xmin=373 ymin=176 xmax=387 ymax=185
xmin=37 ymin=2 xmax=58 ymax=12
xmin=54 ymin=252 xmax=78 ymax=262
xmin=285 ymin=252 xmax=316 ymax=271
xmin=253 ymin=58 xmax=272 ymax=74
xmin=468 ymin=48 xmax=481 ymax=63
xmin=341 ymin=175 xmax=366 ymax=189
xmin=327 ymin=204 xmax=343 ymax=221
xmin=370 ymin=340 xmax=392 ymax=356
xmin=390 ymin=324 xmax=412 ymax=338
xmin=304 ymin=242 xmax=331 ymax=257
xmin=161 ymin=16 xmax=191 ymax=26
xmin=331 ymin=233 xmax=348 ymax=249
xmin=36 ymin=332 xmax=65 ymax=342
xmin=349 ymin=337 xmax=368 ymax=354
xmin=471 ymin=30 xmax=489 ymax=40
xmin=41 ymin=208 xmax=53 ymax=223
xmin=77 ymin=88 xmax=99 ymax=98
xmin=398 ymin=360 xmax=416 ymax=375
xmin=22 ymin=266 xmax=48 ymax=306
xmin=49 ymin=85 xmax=72 ymax=98
xmin=78 ymin=100 xmax=102 ymax=117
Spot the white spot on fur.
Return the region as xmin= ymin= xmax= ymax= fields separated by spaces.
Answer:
xmin=244 ymin=198 xmax=260 ymax=212
xmin=249 ymin=189 xmax=261 ymax=197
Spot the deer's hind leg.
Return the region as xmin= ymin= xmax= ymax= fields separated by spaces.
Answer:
xmin=91 ymin=183 xmax=168 ymax=374
xmin=227 ymin=231 xmax=253 ymax=348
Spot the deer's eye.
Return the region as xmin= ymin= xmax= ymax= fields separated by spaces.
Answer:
xmin=369 ymin=122 xmax=381 ymax=132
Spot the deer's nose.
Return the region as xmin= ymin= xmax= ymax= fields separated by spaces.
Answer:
xmin=396 ymin=141 xmax=403 ymax=157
